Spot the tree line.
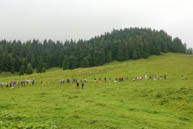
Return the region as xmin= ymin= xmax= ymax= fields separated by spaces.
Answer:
xmin=0 ymin=28 xmax=187 ymax=75
xmin=186 ymin=48 xmax=193 ymax=54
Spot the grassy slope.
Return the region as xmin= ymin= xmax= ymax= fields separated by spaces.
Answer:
xmin=0 ymin=53 xmax=193 ymax=129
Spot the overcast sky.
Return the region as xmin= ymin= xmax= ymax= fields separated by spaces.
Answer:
xmin=0 ymin=0 xmax=193 ymax=47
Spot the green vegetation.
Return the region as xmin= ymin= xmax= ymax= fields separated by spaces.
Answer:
xmin=0 ymin=53 xmax=193 ymax=129
xmin=0 ymin=28 xmax=187 ymax=74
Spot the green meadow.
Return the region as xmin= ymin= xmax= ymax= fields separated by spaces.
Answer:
xmin=0 ymin=53 xmax=193 ymax=129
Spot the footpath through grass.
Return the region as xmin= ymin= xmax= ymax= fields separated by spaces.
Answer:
xmin=0 ymin=53 xmax=193 ymax=129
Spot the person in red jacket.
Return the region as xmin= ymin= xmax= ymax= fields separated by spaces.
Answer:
xmin=9 ymin=81 xmax=12 ymax=88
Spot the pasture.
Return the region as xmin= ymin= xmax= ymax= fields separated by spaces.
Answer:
xmin=0 ymin=53 xmax=193 ymax=129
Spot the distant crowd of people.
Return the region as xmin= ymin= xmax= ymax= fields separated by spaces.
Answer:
xmin=60 ymin=78 xmax=87 ymax=89
xmin=0 ymin=75 xmax=169 ymax=89
xmin=132 ymin=75 xmax=167 ymax=81
xmin=93 ymin=77 xmax=128 ymax=82
xmin=92 ymin=75 xmax=167 ymax=82
xmin=0 ymin=80 xmax=35 ymax=88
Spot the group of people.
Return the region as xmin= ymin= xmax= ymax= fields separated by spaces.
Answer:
xmin=132 ymin=75 xmax=167 ymax=81
xmin=0 ymin=75 xmax=168 ymax=89
xmin=92 ymin=75 xmax=167 ymax=82
xmin=0 ymin=80 xmax=35 ymax=88
xmin=60 ymin=78 xmax=87 ymax=89
xmin=0 ymin=80 xmax=17 ymax=88
xmin=94 ymin=77 xmax=129 ymax=82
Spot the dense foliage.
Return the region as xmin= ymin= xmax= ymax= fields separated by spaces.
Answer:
xmin=186 ymin=48 xmax=193 ymax=54
xmin=0 ymin=28 xmax=186 ymax=74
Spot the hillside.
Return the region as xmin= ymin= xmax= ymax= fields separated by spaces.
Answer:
xmin=0 ymin=53 xmax=193 ymax=129
xmin=0 ymin=28 xmax=186 ymax=74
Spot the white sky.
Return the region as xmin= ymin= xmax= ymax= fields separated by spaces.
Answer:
xmin=0 ymin=0 xmax=193 ymax=47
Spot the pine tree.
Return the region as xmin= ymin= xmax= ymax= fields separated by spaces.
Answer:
xmin=11 ymin=66 xmax=15 ymax=74
xmin=26 ymin=63 xmax=33 ymax=74
xmin=0 ymin=28 xmax=188 ymax=73
xmin=132 ymin=49 xmax=138 ymax=59
xmin=22 ymin=58 xmax=28 ymax=73
xmin=62 ymin=56 xmax=69 ymax=70
xmin=19 ymin=65 xmax=25 ymax=75
xmin=105 ymin=51 xmax=112 ymax=62
xmin=37 ymin=56 xmax=44 ymax=73
xmin=81 ymin=57 xmax=89 ymax=67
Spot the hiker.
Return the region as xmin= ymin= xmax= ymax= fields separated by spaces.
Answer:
xmin=119 ymin=77 xmax=122 ymax=82
xmin=145 ymin=75 xmax=148 ymax=80
xmin=104 ymin=77 xmax=107 ymax=82
xmin=74 ymin=79 xmax=78 ymax=83
xmin=60 ymin=80 xmax=63 ymax=85
xmin=9 ymin=81 xmax=12 ymax=88
xmin=32 ymin=80 xmax=34 ymax=86
xmin=6 ymin=82 xmax=8 ymax=88
xmin=13 ymin=80 xmax=16 ymax=88
xmin=26 ymin=80 xmax=29 ymax=85
xmin=20 ymin=80 xmax=23 ymax=87
xmin=81 ymin=82 xmax=85 ymax=89
xmin=94 ymin=78 xmax=97 ymax=82
xmin=84 ymin=79 xmax=87 ymax=83
xmin=22 ymin=80 xmax=24 ymax=86
xmin=153 ymin=76 xmax=157 ymax=80
xmin=76 ymin=81 xmax=79 ymax=88
xmin=164 ymin=75 xmax=166 ymax=80
xmin=15 ymin=80 xmax=17 ymax=87
xmin=67 ymin=79 xmax=70 ymax=83
xmin=23 ymin=80 xmax=26 ymax=86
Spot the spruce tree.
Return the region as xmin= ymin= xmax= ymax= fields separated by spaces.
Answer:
xmin=37 ymin=57 xmax=44 ymax=73
xmin=62 ymin=56 xmax=69 ymax=70
xmin=26 ymin=63 xmax=33 ymax=74
xmin=81 ymin=57 xmax=89 ymax=67
xmin=19 ymin=65 xmax=25 ymax=75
